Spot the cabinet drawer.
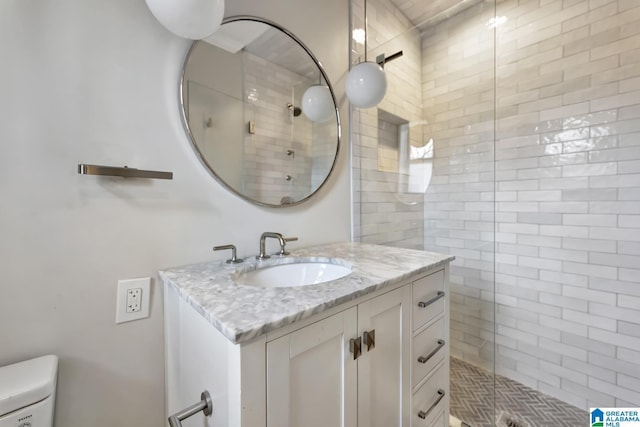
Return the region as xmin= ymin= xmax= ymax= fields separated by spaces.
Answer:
xmin=412 ymin=363 xmax=447 ymax=427
xmin=412 ymin=317 xmax=445 ymax=386
xmin=412 ymin=270 xmax=445 ymax=331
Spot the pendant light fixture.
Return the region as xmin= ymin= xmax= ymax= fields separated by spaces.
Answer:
xmin=302 ymin=74 xmax=335 ymax=123
xmin=345 ymin=0 xmax=387 ymax=109
xmin=145 ymin=0 xmax=225 ymax=40
xmin=302 ymin=85 xmax=334 ymax=122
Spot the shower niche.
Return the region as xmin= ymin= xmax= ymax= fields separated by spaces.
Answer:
xmin=376 ymin=109 xmax=433 ymax=195
xmin=353 ymin=105 xmax=433 ymax=251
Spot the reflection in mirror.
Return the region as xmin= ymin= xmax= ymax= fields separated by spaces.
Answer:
xmin=181 ymin=17 xmax=340 ymax=207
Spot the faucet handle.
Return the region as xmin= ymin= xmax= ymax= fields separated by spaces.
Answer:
xmin=275 ymin=236 xmax=298 ymax=256
xmin=213 ymin=244 xmax=244 ymax=264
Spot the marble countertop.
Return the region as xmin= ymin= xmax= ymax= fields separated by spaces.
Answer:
xmin=159 ymin=242 xmax=454 ymax=344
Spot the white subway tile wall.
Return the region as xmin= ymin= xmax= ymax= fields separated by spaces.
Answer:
xmin=352 ymin=0 xmax=426 ymax=250
xmin=425 ymin=0 xmax=640 ymax=410
xmin=353 ymin=0 xmax=640 ymax=412
xmin=242 ymin=38 xmax=339 ymax=205
xmin=242 ymin=51 xmax=314 ymax=204
xmin=418 ymin=0 xmax=501 ymax=376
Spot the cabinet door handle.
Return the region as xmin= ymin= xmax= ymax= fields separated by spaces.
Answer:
xmin=168 ymin=390 xmax=213 ymax=427
xmin=417 ymin=389 xmax=445 ymax=420
xmin=417 ymin=291 xmax=445 ymax=308
xmin=363 ymin=329 xmax=375 ymax=351
xmin=417 ymin=339 xmax=445 ymax=364
xmin=350 ymin=337 xmax=362 ymax=360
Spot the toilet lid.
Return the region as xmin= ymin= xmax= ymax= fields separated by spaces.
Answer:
xmin=0 ymin=355 xmax=58 ymax=417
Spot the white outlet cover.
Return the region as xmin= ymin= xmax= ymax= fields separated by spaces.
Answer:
xmin=116 ymin=277 xmax=151 ymax=324
xmin=126 ymin=288 xmax=142 ymax=313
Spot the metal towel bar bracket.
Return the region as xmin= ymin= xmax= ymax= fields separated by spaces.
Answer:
xmin=168 ymin=390 xmax=212 ymax=427
xmin=78 ymin=164 xmax=173 ymax=180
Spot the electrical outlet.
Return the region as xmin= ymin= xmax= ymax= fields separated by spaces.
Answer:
xmin=126 ymin=288 xmax=142 ymax=313
xmin=116 ymin=278 xmax=151 ymax=324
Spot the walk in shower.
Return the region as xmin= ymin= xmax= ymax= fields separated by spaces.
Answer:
xmin=351 ymin=0 xmax=640 ymax=425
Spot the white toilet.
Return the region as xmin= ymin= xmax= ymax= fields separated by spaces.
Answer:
xmin=0 ymin=355 xmax=58 ymax=427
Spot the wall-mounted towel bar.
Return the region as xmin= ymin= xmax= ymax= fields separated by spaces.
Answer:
xmin=168 ymin=390 xmax=212 ymax=427
xmin=77 ymin=164 xmax=173 ymax=180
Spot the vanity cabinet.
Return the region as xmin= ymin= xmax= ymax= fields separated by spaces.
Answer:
xmin=266 ymin=306 xmax=358 ymax=427
xmin=411 ymin=269 xmax=449 ymax=427
xmin=266 ymin=286 xmax=411 ymax=427
xmin=163 ymin=258 xmax=450 ymax=427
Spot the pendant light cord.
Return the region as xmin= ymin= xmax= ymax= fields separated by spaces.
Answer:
xmin=364 ymin=0 xmax=368 ymax=62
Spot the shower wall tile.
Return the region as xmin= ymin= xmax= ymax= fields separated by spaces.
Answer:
xmin=241 ymin=53 xmax=317 ymax=204
xmin=540 ymin=270 xmax=588 ymax=286
xmin=353 ymin=0 xmax=640 ymax=414
xmin=352 ymin=0 xmax=427 ymax=250
xmin=620 ymin=268 xmax=640 ymax=282
xmin=420 ymin=0 xmax=640 ymax=412
xmin=563 ymin=331 xmax=617 ymax=358
xmin=539 ymin=315 xmax=588 ymax=337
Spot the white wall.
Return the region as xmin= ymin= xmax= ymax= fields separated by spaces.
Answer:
xmin=0 ymin=1 xmax=350 ymax=426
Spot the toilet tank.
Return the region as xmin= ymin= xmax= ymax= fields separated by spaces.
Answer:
xmin=0 ymin=355 xmax=58 ymax=427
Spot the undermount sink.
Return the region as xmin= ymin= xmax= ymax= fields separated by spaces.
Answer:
xmin=233 ymin=259 xmax=352 ymax=288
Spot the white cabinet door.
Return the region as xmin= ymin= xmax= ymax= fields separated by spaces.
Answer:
xmin=266 ymin=307 xmax=358 ymax=427
xmin=357 ymin=286 xmax=411 ymax=427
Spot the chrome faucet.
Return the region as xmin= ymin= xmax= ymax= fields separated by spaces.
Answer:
xmin=257 ymin=232 xmax=298 ymax=260
xmin=213 ymin=244 xmax=243 ymax=264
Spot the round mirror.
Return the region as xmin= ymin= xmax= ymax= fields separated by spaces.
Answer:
xmin=180 ymin=16 xmax=341 ymax=207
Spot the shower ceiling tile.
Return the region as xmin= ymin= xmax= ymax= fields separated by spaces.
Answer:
xmin=388 ymin=0 xmax=483 ymax=29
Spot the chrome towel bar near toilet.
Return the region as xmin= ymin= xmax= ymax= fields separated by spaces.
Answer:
xmin=168 ymin=390 xmax=212 ymax=427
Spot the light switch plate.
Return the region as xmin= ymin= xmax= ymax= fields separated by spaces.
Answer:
xmin=116 ymin=277 xmax=151 ymax=324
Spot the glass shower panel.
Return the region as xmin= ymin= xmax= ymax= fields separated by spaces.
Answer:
xmin=351 ymin=0 xmax=497 ymax=426
xmin=289 ymin=84 xmax=314 ymax=202
xmin=351 ymin=0 xmax=428 ymax=251
xmin=419 ymin=2 xmax=498 ymax=426
xmin=187 ymin=81 xmax=244 ymax=190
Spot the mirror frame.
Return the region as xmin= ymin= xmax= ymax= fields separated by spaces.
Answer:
xmin=179 ymin=15 xmax=342 ymax=207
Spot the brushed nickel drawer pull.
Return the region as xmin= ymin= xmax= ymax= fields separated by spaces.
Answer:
xmin=417 ymin=291 xmax=445 ymax=308
xmin=363 ymin=329 xmax=375 ymax=351
xmin=417 ymin=389 xmax=445 ymax=420
xmin=418 ymin=339 xmax=445 ymax=364
xmin=350 ymin=337 xmax=362 ymax=360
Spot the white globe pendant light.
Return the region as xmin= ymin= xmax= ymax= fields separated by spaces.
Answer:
xmin=345 ymin=61 xmax=387 ymax=109
xmin=301 ymin=84 xmax=334 ymax=123
xmin=145 ymin=0 xmax=225 ymax=40
xmin=345 ymin=0 xmax=387 ymax=108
